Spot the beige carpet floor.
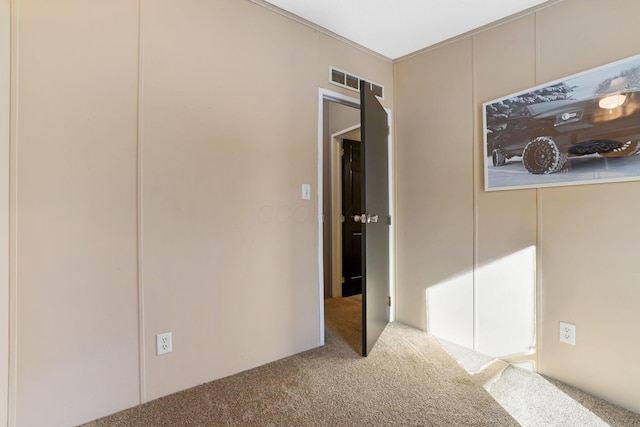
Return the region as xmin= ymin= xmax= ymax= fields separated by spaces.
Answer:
xmin=323 ymin=294 xmax=362 ymax=354
xmin=82 ymin=296 xmax=640 ymax=426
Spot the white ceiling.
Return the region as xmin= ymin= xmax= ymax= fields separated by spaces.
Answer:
xmin=263 ymin=0 xmax=552 ymax=60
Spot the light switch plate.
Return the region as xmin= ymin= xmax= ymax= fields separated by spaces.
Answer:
xmin=302 ymin=184 xmax=311 ymax=200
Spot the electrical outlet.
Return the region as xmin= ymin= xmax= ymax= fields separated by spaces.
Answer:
xmin=559 ymin=321 xmax=576 ymax=345
xmin=156 ymin=332 xmax=172 ymax=355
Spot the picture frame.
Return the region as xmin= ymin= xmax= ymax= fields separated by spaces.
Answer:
xmin=483 ymin=54 xmax=640 ymax=191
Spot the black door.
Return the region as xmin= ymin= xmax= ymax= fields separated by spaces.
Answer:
xmin=360 ymin=81 xmax=390 ymax=357
xmin=341 ymin=139 xmax=362 ymax=297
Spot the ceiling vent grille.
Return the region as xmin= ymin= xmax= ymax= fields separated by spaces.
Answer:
xmin=329 ymin=67 xmax=384 ymax=99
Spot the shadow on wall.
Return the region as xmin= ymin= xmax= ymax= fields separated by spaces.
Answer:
xmin=426 ymin=246 xmax=536 ymax=364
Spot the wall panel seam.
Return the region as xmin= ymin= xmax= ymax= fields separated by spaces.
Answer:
xmin=7 ymin=0 xmax=20 ymax=426
xmin=471 ymin=36 xmax=478 ymax=351
xmin=534 ymin=10 xmax=542 ymax=372
xmin=1 ymin=0 xmax=10 ymax=425
xmin=7 ymin=0 xmax=17 ymax=424
xmin=136 ymin=0 xmax=146 ymax=405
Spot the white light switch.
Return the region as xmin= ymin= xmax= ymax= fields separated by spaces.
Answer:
xmin=302 ymin=184 xmax=311 ymax=200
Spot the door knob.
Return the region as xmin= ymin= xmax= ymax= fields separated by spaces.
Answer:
xmin=353 ymin=214 xmax=378 ymax=224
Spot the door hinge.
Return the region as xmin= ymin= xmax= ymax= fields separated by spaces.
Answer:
xmin=341 ymin=276 xmax=345 ymax=284
xmin=387 ymin=296 xmax=391 ymax=306
xmin=386 ymin=126 xmax=390 ymax=136
xmin=387 ymin=215 xmax=392 ymax=225
xmin=340 ymin=215 xmax=345 ymax=223
xmin=340 ymin=147 xmax=345 ymax=156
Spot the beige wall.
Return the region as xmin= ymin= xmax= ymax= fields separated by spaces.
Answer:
xmin=139 ymin=0 xmax=392 ymax=403
xmin=395 ymin=0 xmax=640 ymax=414
xmin=9 ymin=0 xmax=639 ymax=423
xmin=473 ymin=16 xmax=538 ymax=361
xmin=10 ymin=1 xmax=141 ymax=426
xmin=6 ymin=0 xmax=393 ymax=425
xmin=535 ymin=0 xmax=640 ymax=412
xmin=395 ymin=38 xmax=475 ymax=337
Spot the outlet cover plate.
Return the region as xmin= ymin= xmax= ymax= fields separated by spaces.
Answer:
xmin=157 ymin=332 xmax=173 ymax=355
xmin=559 ymin=321 xmax=576 ymax=345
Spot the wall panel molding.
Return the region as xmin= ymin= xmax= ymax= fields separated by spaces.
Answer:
xmin=0 ymin=0 xmax=10 ymax=424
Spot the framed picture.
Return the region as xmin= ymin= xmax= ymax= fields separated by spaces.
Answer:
xmin=483 ymin=54 xmax=640 ymax=191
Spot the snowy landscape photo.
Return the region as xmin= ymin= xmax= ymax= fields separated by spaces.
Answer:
xmin=483 ymin=54 xmax=640 ymax=191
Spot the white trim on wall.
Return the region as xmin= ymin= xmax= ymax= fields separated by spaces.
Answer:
xmin=135 ymin=0 xmax=146 ymax=406
xmin=0 ymin=0 xmax=10 ymax=424
xmin=387 ymin=107 xmax=395 ymax=323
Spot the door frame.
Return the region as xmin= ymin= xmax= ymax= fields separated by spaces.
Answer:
xmin=317 ymin=88 xmax=395 ymax=346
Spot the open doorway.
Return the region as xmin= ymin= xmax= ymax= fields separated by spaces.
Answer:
xmin=319 ymin=85 xmax=394 ymax=356
xmin=321 ymin=98 xmax=359 ymax=297
xmin=321 ymin=97 xmax=363 ymax=353
xmin=328 ymin=124 xmax=361 ymax=299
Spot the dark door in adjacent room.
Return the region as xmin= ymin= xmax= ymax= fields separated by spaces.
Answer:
xmin=341 ymin=138 xmax=363 ymax=297
xmin=360 ymin=81 xmax=390 ymax=357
